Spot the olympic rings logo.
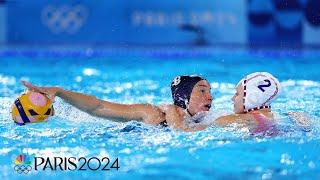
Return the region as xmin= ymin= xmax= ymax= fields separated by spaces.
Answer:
xmin=41 ymin=5 xmax=88 ymax=34
xmin=14 ymin=165 xmax=32 ymax=174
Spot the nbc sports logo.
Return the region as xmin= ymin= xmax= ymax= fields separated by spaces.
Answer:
xmin=13 ymin=154 xmax=32 ymax=174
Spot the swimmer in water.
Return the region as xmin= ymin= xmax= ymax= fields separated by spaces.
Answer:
xmin=21 ymin=75 xmax=213 ymax=131
xmin=214 ymin=72 xmax=281 ymax=134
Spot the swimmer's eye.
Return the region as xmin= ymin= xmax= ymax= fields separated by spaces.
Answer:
xmin=28 ymin=109 xmax=39 ymax=116
xmin=200 ymin=89 xmax=206 ymax=93
xmin=44 ymin=108 xmax=51 ymax=115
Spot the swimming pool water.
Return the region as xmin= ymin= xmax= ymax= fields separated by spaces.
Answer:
xmin=0 ymin=48 xmax=319 ymax=179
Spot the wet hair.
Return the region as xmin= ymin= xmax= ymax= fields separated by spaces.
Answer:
xmin=171 ymin=75 xmax=205 ymax=109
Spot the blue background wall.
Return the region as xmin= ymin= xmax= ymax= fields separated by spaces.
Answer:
xmin=0 ymin=2 xmax=5 ymax=43
xmin=248 ymin=0 xmax=320 ymax=47
xmin=1 ymin=0 xmax=320 ymax=47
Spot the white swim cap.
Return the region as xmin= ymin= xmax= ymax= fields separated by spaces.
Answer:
xmin=237 ymin=72 xmax=281 ymax=112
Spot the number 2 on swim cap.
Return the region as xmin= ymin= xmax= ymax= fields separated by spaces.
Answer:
xmin=258 ymin=79 xmax=271 ymax=92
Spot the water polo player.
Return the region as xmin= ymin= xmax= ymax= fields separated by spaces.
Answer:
xmin=159 ymin=75 xmax=213 ymax=130
xmin=214 ymin=72 xmax=281 ymax=133
xmin=21 ymin=75 xmax=213 ymax=131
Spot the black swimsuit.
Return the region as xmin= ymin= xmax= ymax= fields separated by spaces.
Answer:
xmin=159 ymin=120 xmax=168 ymax=127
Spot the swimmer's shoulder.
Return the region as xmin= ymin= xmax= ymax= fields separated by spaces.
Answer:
xmin=158 ymin=104 xmax=176 ymax=112
xmin=158 ymin=104 xmax=184 ymax=116
xmin=141 ymin=105 xmax=166 ymax=125
xmin=158 ymin=104 xmax=184 ymax=129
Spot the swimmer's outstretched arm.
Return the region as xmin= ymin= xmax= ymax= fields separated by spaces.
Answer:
xmin=22 ymin=81 xmax=165 ymax=125
xmin=214 ymin=114 xmax=251 ymax=126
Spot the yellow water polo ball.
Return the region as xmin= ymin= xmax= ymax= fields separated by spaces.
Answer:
xmin=11 ymin=91 xmax=54 ymax=125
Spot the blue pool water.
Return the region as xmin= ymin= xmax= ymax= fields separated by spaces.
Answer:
xmin=0 ymin=48 xmax=319 ymax=179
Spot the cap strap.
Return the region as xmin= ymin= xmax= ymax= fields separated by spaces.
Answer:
xmin=244 ymin=105 xmax=271 ymax=113
xmin=14 ymin=99 xmax=30 ymax=124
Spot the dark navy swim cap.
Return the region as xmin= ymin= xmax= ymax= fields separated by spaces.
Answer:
xmin=171 ymin=75 xmax=205 ymax=109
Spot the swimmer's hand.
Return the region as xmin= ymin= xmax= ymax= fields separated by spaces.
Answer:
xmin=287 ymin=112 xmax=312 ymax=132
xmin=21 ymin=80 xmax=61 ymax=102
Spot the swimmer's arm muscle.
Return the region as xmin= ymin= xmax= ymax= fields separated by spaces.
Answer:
xmin=57 ymin=89 xmax=102 ymax=114
xmin=92 ymin=101 xmax=165 ymax=124
xmin=21 ymin=81 xmax=164 ymax=125
xmin=214 ymin=114 xmax=250 ymax=126
xmin=57 ymin=89 xmax=165 ymax=124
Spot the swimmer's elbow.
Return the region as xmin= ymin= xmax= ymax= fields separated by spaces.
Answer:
xmin=88 ymin=100 xmax=105 ymax=117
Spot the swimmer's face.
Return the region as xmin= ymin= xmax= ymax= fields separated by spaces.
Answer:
xmin=188 ymin=80 xmax=213 ymax=115
xmin=232 ymin=84 xmax=244 ymax=113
